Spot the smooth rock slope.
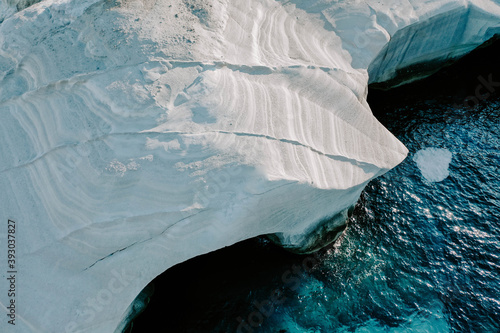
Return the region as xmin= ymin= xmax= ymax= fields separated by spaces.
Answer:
xmin=0 ymin=0 xmax=498 ymax=332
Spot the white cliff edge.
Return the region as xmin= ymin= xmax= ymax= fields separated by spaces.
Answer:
xmin=0 ymin=0 xmax=499 ymax=332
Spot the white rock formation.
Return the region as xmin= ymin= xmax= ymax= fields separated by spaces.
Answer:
xmin=0 ymin=0 xmax=498 ymax=332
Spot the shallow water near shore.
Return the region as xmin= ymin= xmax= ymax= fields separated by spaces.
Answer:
xmin=130 ymin=42 xmax=500 ymax=333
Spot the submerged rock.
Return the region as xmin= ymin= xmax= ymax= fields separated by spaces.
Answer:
xmin=414 ymin=148 xmax=453 ymax=183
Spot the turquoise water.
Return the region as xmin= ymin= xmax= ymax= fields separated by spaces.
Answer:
xmin=131 ymin=45 xmax=500 ymax=333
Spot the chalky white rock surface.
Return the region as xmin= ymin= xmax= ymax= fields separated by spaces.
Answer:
xmin=0 ymin=0 xmax=498 ymax=332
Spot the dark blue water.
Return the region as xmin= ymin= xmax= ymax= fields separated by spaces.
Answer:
xmin=131 ymin=43 xmax=500 ymax=333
